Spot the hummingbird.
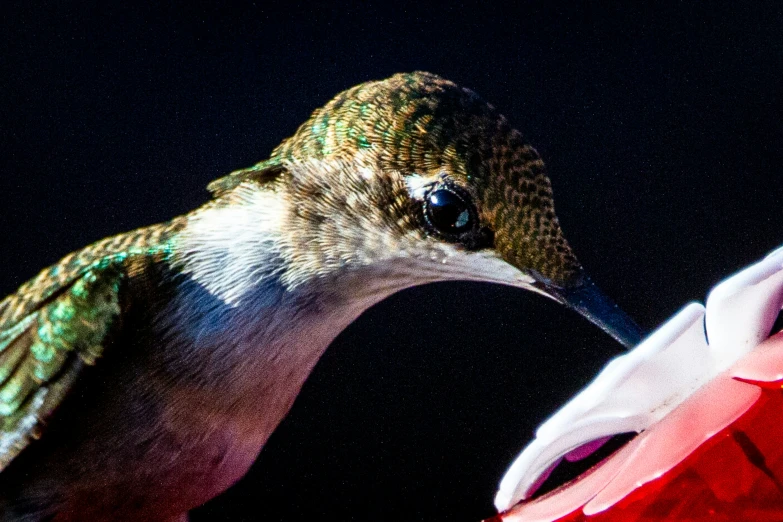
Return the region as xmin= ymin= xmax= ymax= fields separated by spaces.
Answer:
xmin=0 ymin=71 xmax=642 ymax=521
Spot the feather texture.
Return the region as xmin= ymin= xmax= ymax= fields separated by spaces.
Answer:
xmin=0 ymin=222 xmax=181 ymax=473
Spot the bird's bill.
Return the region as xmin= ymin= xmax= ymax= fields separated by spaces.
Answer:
xmin=539 ymin=277 xmax=645 ymax=349
xmin=436 ymin=249 xmax=644 ymax=349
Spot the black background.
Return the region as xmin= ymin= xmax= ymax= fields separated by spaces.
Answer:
xmin=1 ymin=2 xmax=782 ymax=521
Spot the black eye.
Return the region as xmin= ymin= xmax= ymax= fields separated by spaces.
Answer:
xmin=424 ymin=186 xmax=476 ymax=238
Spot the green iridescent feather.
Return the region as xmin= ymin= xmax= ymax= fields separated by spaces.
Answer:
xmin=0 ymin=223 xmax=179 ymax=470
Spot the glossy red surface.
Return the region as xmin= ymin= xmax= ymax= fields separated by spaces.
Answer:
xmin=514 ymin=384 xmax=783 ymax=522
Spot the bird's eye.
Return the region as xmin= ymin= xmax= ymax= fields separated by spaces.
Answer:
xmin=423 ymin=185 xmax=476 ymax=239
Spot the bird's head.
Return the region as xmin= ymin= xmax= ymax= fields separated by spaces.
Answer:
xmin=197 ymin=72 xmax=642 ymax=347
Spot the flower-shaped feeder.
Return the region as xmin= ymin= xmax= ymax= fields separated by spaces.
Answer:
xmin=493 ymin=245 xmax=783 ymax=522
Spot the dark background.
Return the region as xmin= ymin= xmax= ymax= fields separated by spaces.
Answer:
xmin=1 ymin=2 xmax=782 ymax=521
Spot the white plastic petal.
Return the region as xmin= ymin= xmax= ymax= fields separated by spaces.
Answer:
xmin=494 ymin=303 xmax=708 ymax=511
xmin=705 ymin=246 xmax=783 ymax=361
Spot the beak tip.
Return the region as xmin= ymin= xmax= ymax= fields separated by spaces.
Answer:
xmin=558 ymin=278 xmax=645 ymax=349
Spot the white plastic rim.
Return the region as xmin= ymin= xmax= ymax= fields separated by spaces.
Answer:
xmin=495 ymin=245 xmax=783 ymax=515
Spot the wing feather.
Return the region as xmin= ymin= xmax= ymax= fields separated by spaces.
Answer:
xmin=0 ymin=220 xmax=184 ymax=471
xmin=0 ymin=263 xmax=124 ymax=469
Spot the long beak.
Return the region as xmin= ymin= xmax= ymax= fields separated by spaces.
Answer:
xmin=536 ymin=276 xmax=645 ymax=349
